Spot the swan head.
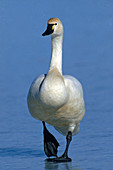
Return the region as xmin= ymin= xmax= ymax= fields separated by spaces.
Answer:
xmin=42 ymin=18 xmax=63 ymax=37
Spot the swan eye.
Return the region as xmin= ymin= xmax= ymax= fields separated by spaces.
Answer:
xmin=52 ymin=23 xmax=57 ymax=30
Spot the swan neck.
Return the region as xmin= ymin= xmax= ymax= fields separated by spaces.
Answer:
xmin=49 ymin=35 xmax=63 ymax=74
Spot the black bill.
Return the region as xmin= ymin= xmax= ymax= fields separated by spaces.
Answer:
xmin=42 ymin=24 xmax=54 ymax=36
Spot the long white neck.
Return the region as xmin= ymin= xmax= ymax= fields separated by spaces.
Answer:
xmin=48 ymin=34 xmax=63 ymax=75
xmin=39 ymin=33 xmax=68 ymax=109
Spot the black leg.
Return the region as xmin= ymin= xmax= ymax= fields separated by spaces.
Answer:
xmin=42 ymin=121 xmax=60 ymax=157
xmin=61 ymin=131 xmax=72 ymax=158
xmin=46 ymin=131 xmax=72 ymax=162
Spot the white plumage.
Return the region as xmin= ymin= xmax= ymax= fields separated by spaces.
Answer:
xmin=27 ymin=18 xmax=85 ymax=137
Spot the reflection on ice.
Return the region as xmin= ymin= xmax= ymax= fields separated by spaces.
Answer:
xmin=45 ymin=160 xmax=82 ymax=170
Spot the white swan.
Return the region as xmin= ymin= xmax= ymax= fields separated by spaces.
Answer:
xmin=27 ymin=18 xmax=85 ymax=162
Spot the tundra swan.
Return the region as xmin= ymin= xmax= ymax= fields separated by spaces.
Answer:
xmin=27 ymin=18 xmax=85 ymax=162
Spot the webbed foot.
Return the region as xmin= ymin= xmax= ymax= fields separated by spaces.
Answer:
xmin=45 ymin=131 xmax=72 ymax=162
xmin=46 ymin=155 xmax=72 ymax=162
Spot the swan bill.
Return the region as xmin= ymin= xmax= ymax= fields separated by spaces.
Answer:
xmin=42 ymin=24 xmax=54 ymax=36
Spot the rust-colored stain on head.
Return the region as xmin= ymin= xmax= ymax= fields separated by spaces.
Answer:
xmin=48 ymin=18 xmax=62 ymax=24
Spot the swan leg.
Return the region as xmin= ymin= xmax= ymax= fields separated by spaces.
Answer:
xmin=60 ymin=131 xmax=72 ymax=159
xmin=46 ymin=131 xmax=72 ymax=162
xmin=42 ymin=121 xmax=60 ymax=157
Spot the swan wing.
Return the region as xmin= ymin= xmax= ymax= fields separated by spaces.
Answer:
xmin=27 ymin=74 xmax=46 ymax=116
xmin=63 ymin=75 xmax=84 ymax=97
xmin=28 ymin=74 xmax=46 ymax=97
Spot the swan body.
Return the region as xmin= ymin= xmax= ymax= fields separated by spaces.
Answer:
xmin=27 ymin=18 xmax=85 ymax=161
xmin=28 ymin=72 xmax=85 ymax=136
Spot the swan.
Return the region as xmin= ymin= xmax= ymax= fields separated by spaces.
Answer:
xmin=27 ymin=18 xmax=85 ymax=162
